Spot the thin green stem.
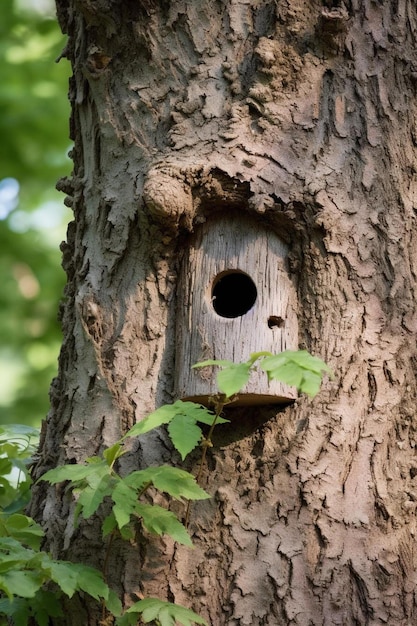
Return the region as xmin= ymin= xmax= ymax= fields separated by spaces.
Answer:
xmin=184 ymin=397 xmax=225 ymax=527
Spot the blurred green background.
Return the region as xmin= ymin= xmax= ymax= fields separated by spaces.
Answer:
xmin=1 ymin=0 xmax=71 ymax=427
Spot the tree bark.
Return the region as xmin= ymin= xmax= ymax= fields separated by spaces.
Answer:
xmin=31 ymin=1 xmax=417 ymax=624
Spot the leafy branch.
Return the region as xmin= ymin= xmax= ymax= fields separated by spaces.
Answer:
xmin=0 ymin=350 xmax=331 ymax=625
xmin=193 ymin=349 xmax=332 ymax=400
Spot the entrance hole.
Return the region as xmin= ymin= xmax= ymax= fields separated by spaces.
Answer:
xmin=211 ymin=270 xmax=257 ymax=318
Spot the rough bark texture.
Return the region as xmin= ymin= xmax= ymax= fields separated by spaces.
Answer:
xmin=31 ymin=1 xmax=417 ymax=624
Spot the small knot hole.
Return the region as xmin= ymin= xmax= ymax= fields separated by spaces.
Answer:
xmin=268 ymin=316 xmax=284 ymax=329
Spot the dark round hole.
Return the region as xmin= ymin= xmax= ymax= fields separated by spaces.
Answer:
xmin=268 ymin=316 xmax=285 ymax=329
xmin=212 ymin=271 xmax=257 ymax=318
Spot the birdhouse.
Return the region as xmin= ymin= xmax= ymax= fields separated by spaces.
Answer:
xmin=175 ymin=213 xmax=299 ymax=405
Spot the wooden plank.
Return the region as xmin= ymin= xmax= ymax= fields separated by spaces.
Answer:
xmin=175 ymin=213 xmax=299 ymax=405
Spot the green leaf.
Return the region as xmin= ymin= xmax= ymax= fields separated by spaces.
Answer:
xmin=168 ymin=414 xmax=202 ymax=460
xmin=106 ymin=588 xmax=123 ymax=617
xmin=126 ymin=598 xmax=208 ymax=626
xmin=102 ymin=512 xmax=117 ymax=538
xmin=140 ymin=465 xmax=211 ymax=500
xmin=39 ymin=463 xmax=102 ymax=485
xmin=261 ymin=350 xmax=331 ymax=376
xmin=119 ymin=470 xmax=150 ymax=491
xmin=31 ymin=590 xmax=63 ymax=625
xmin=75 ymin=474 xmax=113 ymax=519
xmin=298 ymin=369 xmax=323 ymax=397
xmin=115 ymin=614 xmax=139 ymax=626
xmin=135 ymin=502 xmax=192 ymax=546
xmin=217 ymin=362 xmax=251 ymax=398
xmin=264 ymin=360 xmax=304 ymax=387
xmin=47 ymin=560 xmax=110 ymax=601
xmin=124 ymin=404 xmax=181 ymax=438
xmin=0 ymin=535 xmax=33 ymax=560
xmin=73 ymin=564 xmax=109 ymax=601
xmin=111 ymin=480 xmax=138 ymax=530
xmin=260 ymin=350 xmax=332 ymax=397
xmin=192 ymin=411 xmax=229 ymax=426
xmin=0 ymin=514 xmax=44 ymax=550
xmin=0 ymin=569 xmax=43 ymax=599
xmin=172 ymin=401 xmax=228 ymax=426
xmin=283 ymin=350 xmax=332 ymax=374
xmin=150 ymin=467 xmax=210 ymax=501
xmin=127 ymin=467 xmax=210 ymax=502
xmin=0 ymin=425 xmax=39 ymax=452
xmin=125 ymin=400 xmax=226 ymax=457
xmin=158 ymin=606 xmax=176 ymax=626
xmin=172 ymin=401 xmax=220 ymax=424
xmin=103 ymin=442 xmax=126 ymax=466
xmin=0 ymin=457 xmax=13 ymax=479
xmin=48 ymin=560 xmax=80 ymax=597
xmin=0 ymin=596 xmax=31 ymax=624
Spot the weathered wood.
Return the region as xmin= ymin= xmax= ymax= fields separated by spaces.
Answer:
xmin=176 ymin=214 xmax=298 ymax=404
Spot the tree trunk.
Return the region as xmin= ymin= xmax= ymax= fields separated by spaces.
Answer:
xmin=31 ymin=1 xmax=417 ymax=624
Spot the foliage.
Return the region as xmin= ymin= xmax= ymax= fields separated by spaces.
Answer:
xmin=125 ymin=400 xmax=228 ymax=460
xmin=0 ymin=0 xmax=71 ymax=427
xmin=41 ymin=452 xmax=210 ymax=548
xmin=0 ymin=425 xmax=119 ymax=625
xmin=194 ymin=349 xmax=332 ymax=399
xmin=0 ymin=351 xmax=330 ymax=625
xmin=0 ymin=424 xmax=39 ymax=513
xmin=117 ymin=598 xmax=208 ymax=626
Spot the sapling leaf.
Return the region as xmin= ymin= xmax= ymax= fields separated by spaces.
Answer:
xmin=103 ymin=442 xmax=125 ymax=466
xmin=0 ymin=597 xmax=30 ymax=623
xmin=102 ymin=512 xmax=117 ymax=538
xmin=216 ymin=362 xmax=251 ymax=398
xmin=124 ymin=400 xmax=226 ymax=459
xmin=106 ymin=588 xmax=123 ymax=617
xmin=0 ymin=569 xmax=43 ymax=599
xmin=120 ymin=469 xmax=150 ymax=491
xmin=39 ymin=463 xmax=102 ymax=485
xmin=282 ymin=350 xmax=332 ymax=374
xmin=75 ymin=474 xmax=114 ymax=520
xmin=125 ymin=598 xmax=208 ymax=626
xmin=31 ymin=590 xmax=63 ymax=624
xmin=73 ymin=563 xmax=110 ymax=601
xmin=47 ymin=560 xmax=110 ymax=601
xmin=111 ymin=480 xmax=139 ymax=529
xmin=173 ymin=401 xmax=222 ymax=424
xmin=150 ymin=467 xmax=210 ymax=501
xmin=297 ymin=369 xmax=323 ymax=397
xmin=103 ymin=512 xmax=135 ymax=540
xmin=261 ymin=350 xmax=332 ymax=397
xmin=0 ymin=514 xmax=44 ymax=550
xmin=135 ymin=502 xmax=192 ymax=546
xmin=48 ymin=560 xmax=80 ymax=597
xmin=191 ymin=411 xmax=229 ymax=426
xmin=124 ymin=403 xmax=183 ymax=438
xmin=115 ymin=614 xmax=138 ymax=626
xmin=194 ymin=359 xmax=252 ymax=398
xmin=125 ymin=400 xmax=219 ymax=441
xmin=264 ymin=360 xmax=304 ymax=388
xmin=168 ymin=414 xmax=202 ymax=460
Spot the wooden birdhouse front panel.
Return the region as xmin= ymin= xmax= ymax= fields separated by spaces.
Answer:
xmin=175 ymin=214 xmax=298 ymax=405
